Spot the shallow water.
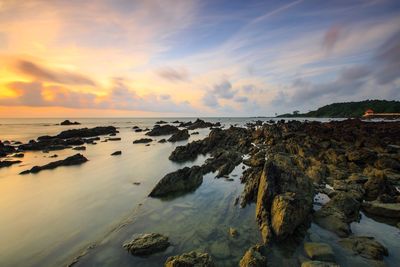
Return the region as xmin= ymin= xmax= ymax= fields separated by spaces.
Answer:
xmin=0 ymin=117 xmax=398 ymax=267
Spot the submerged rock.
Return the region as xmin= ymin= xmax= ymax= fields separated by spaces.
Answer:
xmin=301 ymin=261 xmax=340 ymax=267
xmin=111 ymin=151 xmax=122 ymax=156
xmin=239 ymin=245 xmax=267 ymax=267
xmin=133 ymin=138 xmax=153 ymax=144
xmin=303 ymin=242 xmax=335 ymax=262
xmin=338 ymin=236 xmax=388 ymax=260
xmin=123 ymin=233 xmax=169 ymax=256
xmin=168 ymin=129 xmax=190 ymax=142
xmin=0 ymin=160 xmax=21 ymax=168
xmin=60 ymin=120 xmax=80 ymax=125
xmin=165 ymin=251 xmax=215 ymax=267
xmin=149 ymin=166 xmax=203 ymax=197
xmin=362 ymin=201 xmax=400 ymax=218
xmin=20 ymin=154 xmax=88 ymax=175
xmin=146 ymin=125 xmax=179 ymax=136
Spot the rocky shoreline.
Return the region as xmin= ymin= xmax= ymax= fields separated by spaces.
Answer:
xmin=143 ymin=119 xmax=399 ymax=266
xmin=1 ymin=118 xmax=399 ymax=267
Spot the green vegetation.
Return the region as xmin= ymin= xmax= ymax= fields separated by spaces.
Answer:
xmin=277 ymin=100 xmax=400 ymax=118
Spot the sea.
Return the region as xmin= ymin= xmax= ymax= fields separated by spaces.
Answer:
xmin=0 ymin=118 xmax=398 ymax=267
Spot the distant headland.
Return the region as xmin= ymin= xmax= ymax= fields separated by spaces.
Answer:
xmin=277 ymin=100 xmax=400 ymax=118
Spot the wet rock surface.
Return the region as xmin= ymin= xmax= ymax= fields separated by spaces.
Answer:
xmin=133 ymin=138 xmax=153 ymax=144
xmin=304 ymin=242 xmax=335 ymax=262
xmin=146 ymin=125 xmax=179 ymax=136
xmin=338 ymin=236 xmax=388 ymax=260
xmin=168 ymin=129 xmax=190 ymax=142
xmin=123 ymin=233 xmax=169 ymax=256
xmin=239 ymin=245 xmax=267 ymax=267
xmin=149 ymin=166 xmax=203 ymax=197
xmin=0 ymin=160 xmax=21 ymax=168
xmin=20 ymin=154 xmax=88 ymax=174
xmin=60 ymin=120 xmax=80 ymax=125
xmin=165 ymin=251 xmax=215 ymax=267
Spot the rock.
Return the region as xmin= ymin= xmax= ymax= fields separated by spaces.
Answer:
xmin=243 ymin=150 xmax=266 ymax=167
xmin=304 ymin=242 xmax=335 ymax=262
xmin=41 ymin=126 xmax=117 ymax=139
xmin=168 ymin=129 xmax=190 ymax=142
xmin=364 ymin=174 xmax=396 ymax=201
xmin=229 ymin=227 xmax=238 ymax=237
xmin=338 ymin=236 xmax=388 ymax=260
xmin=374 ymin=156 xmax=400 ymax=171
xmin=156 ymin=120 xmax=168 ymax=124
xmin=73 ymin=146 xmax=86 ymax=151
xmin=20 ymin=154 xmax=88 ymax=175
xmin=314 ymin=192 xmax=360 ymax=237
xmin=60 ymin=120 xmax=80 ymax=125
xmin=362 ymin=201 xmax=400 ymax=218
xmin=123 ymin=233 xmax=169 ymax=256
xmin=111 ymin=151 xmax=122 ymax=156
xmin=108 ymin=137 xmax=121 ymax=141
xmin=256 ymin=157 xmax=313 ymax=244
xmin=133 ymin=138 xmax=153 ymax=144
xmin=0 ymin=160 xmax=21 ymax=168
xmin=165 ymin=251 xmax=215 ymax=267
xmin=0 ymin=141 xmax=16 ymax=157
xmin=239 ymin=245 xmax=267 ymax=267
xmin=201 ymin=150 xmax=242 ymax=178
xmin=301 ymin=261 xmax=340 ymax=267
xmin=179 ymin=118 xmax=220 ymax=130
xmin=146 ymin=125 xmax=179 ymax=136
xmin=149 ymin=166 xmax=203 ymax=197
xmin=158 ymin=139 xmax=167 ymax=143
xmin=191 ymin=131 xmax=199 ymax=135
xmin=133 ymin=182 xmax=140 ymax=185
xmin=12 ymin=153 xmax=24 ymax=158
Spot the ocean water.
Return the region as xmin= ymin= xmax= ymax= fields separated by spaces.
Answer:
xmin=0 ymin=118 xmax=398 ymax=267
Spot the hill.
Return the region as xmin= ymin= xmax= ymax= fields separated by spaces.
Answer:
xmin=277 ymin=100 xmax=400 ymax=118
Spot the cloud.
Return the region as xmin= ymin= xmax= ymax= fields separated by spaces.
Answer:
xmin=212 ymin=80 xmax=237 ymax=99
xmin=14 ymin=59 xmax=96 ymax=86
xmin=202 ymin=91 xmax=219 ymax=108
xmin=157 ymin=67 xmax=189 ymax=82
xmin=322 ymin=25 xmax=342 ymax=52
xmin=234 ymin=96 xmax=248 ymax=103
xmin=0 ymin=79 xmax=195 ymax=113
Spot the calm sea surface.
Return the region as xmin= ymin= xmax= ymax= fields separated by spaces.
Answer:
xmin=0 ymin=118 xmax=398 ymax=267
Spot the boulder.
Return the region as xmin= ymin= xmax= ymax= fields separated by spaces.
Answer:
xmin=165 ymin=251 xmax=215 ymax=267
xmin=60 ymin=120 xmax=80 ymax=125
xmin=239 ymin=245 xmax=267 ymax=267
xmin=362 ymin=201 xmax=400 ymax=218
xmin=123 ymin=233 xmax=169 ymax=256
xmin=133 ymin=138 xmax=153 ymax=144
xmin=146 ymin=125 xmax=179 ymax=136
xmin=20 ymin=154 xmax=88 ymax=175
xmin=303 ymin=242 xmax=335 ymax=262
xmin=338 ymin=236 xmax=388 ymax=260
xmin=363 ymin=174 xmax=396 ymax=201
xmin=168 ymin=129 xmax=190 ymax=142
xmin=149 ymin=166 xmax=203 ymax=197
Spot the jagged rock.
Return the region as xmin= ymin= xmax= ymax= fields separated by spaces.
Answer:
xmin=149 ymin=166 xmax=203 ymax=197
xmin=168 ymin=129 xmax=190 ymax=142
xmin=338 ymin=236 xmax=388 ymax=260
xmin=179 ymin=118 xmax=220 ymax=130
xmin=156 ymin=120 xmax=168 ymax=124
xmin=301 ymin=261 xmax=340 ymax=267
xmin=123 ymin=233 xmax=169 ymax=256
xmin=20 ymin=154 xmax=88 ymax=175
xmin=314 ymin=192 xmax=360 ymax=237
xmin=60 ymin=120 xmax=80 ymax=125
xmin=133 ymin=138 xmax=153 ymax=144
xmin=243 ymin=150 xmax=266 ymax=167
xmin=0 ymin=140 xmax=16 ymax=157
xmin=0 ymin=160 xmax=21 ymax=168
xmin=239 ymin=245 xmax=267 ymax=267
xmin=374 ymin=156 xmax=400 ymax=171
xmin=362 ymin=201 xmax=400 ymax=218
xmin=256 ymin=156 xmax=313 ymax=244
xmin=201 ymin=150 xmax=242 ymax=178
xmin=111 ymin=151 xmax=122 ymax=156
xmin=364 ymin=174 xmax=397 ymax=201
xmin=304 ymin=242 xmax=335 ymax=262
xmin=240 ymin=167 xmax=263 ymax=207
xmin=146 ymin=125 xmax=179 ymax=136
xmin=165 ymin=251 xmax=215 ymax=267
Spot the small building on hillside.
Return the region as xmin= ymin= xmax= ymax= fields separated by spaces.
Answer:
xmin=364 ymin=109 xmax=374 ymax=116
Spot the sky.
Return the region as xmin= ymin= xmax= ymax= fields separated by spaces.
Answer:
xmin=0 ymin=0 xmax=399 ymax=117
